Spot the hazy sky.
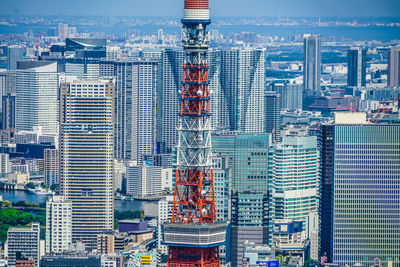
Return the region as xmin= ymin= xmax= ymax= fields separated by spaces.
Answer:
xmin=1 ymin=0 xmax=400 ymax=17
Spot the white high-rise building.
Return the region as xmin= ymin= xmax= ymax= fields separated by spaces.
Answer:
xmin=16 ymin=61 xmax=59 ymax=135
xmin=132 ymin=60 xmax=159 ymax=164
xmin=46 ymin=196 xmax=72 ymax=253
xmin=0 ymin=153 xmax=10 ymax=174
xmin=60 ymin=78 xmax=114 ymax=249
xmin=126 ymin=165 xmax=162 ymax=197
xmin=269 ymin=136 xmax=319 ymax=248
xmin=157 ymin=195 xmax=173 ymax=255
xmin=220 ymin=48 xmax=265 ymax=133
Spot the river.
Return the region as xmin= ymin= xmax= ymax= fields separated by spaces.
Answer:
xmin=0 ymin=189 xmax=154 ymax=212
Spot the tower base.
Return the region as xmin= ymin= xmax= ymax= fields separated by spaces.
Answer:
xmin=167 ymin=246 xmax=220 ymax=267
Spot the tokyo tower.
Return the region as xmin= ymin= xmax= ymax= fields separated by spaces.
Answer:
xmin=161 ymin=0 xmax=227 ymax=266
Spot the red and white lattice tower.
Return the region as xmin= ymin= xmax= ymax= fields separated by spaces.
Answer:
xmin=162 ymin=0 xmax=227 ymax=266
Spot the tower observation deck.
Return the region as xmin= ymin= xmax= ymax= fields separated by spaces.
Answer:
xmin=161 ymin=0 xmax=227 ymax=266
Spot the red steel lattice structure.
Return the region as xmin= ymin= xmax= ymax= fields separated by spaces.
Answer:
xmin=162 ymin=0 xmax=226 ymax=266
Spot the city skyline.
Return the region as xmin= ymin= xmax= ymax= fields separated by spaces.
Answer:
xmin=0 ymin=0 xmax=400 ymax=266
xmin=1 ymin=0 xmax=400 ymax=17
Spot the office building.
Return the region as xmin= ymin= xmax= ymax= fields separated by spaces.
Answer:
xmin=265 ymin=92 xmax=281 ymax=142
xmin=319 ymin=124 xmax=334 ymax=261
xmin=347 ymin=48 xmax=367 ymax=87
xmin=213 ymin=133 xmax=271 ymax=193
xmin=270 ymin=83 xmax=303 ymax=111
xmin=97 ymin=234 xmax=115 ymax=255
xmin=269 ymin=136 xmax=319 ymax=254
xmin=231 ymin=193 xmax=269 ymax=267
xmin=332 ymin=114 xmax=400 ymax=266
xmin=41 ymin=254 xmax=101 ymax=267
xmin=65 ymin=59 xmax=100 ymax=80
xmin=60 ymin=79 xmax=114 ymax=249
xmin=272 ymin=220 xmax=310 ymax=265
xmin=303 ymin=34 xmax=321 ymax=91
xmin=65 ymin=38 xmax=106 ymax=54
xmin=45 ymin=196 xmax=72 ymax=253
xmin=211 ymin=156 xmax=231 ymax=222
xmin=16 ymin=61 xmax=59 ymax=135
xmin=270 ymin=136 xmax=319 ymax=222
xmin=6 ymin=223 xmax=41 ymax=267
xmin=131 ymin=60 xmax=159 ymax=163
xmin=126 ymin=165 xmax=162 ymax=197
xmin=212 ymin=133 xmax=271 ymax=266
xmin=7 ymin=46 xmax=24 ymax=70
xmin=0 ymin=71 xmax=6 ymax=109
xmin=0 ymin=153 xmax=10 ymax=174
xmin=388 ymin=46 xmax=400 ymax=87
xmin=220 ymin=48 xmax=265 ymax=133
xmin=65 ymin=38 xmax=107 ymax=80
xmin=157 ymin=195 xmax=173 ymax=256
xmin=2 ymin=94 xmax=16 ymax=130
xmin=243 ymin=241 xmax=275 ymax=266
xmin=44 ymin=149 xmax=59 ymax=186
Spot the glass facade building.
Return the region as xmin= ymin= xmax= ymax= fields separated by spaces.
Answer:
xmin=332 ymin=124 xmax=400 ymax=266
xmin=269 ymin=136 xmax=319 ymax=249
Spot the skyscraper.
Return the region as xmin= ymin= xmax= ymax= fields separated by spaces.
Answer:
xmin=102 ymin=59 xmax=160 ymax=161
xmin=46 ymin=196 xmax=72 ymax=253
xmin=347 ymin=47 xmax=367 ymax=87
xmin=60 ymin=78 xmax=114 ymax=249
xmin=303 ymin=34 xmax=321 ymax=91
xmin=319 ymin=124 xmax=334 ymax=261
xmin=7 ymin=46 xmax=24 ymax=70
xmin=220 ymin=48 xmax=266 ymax=133
xmin=16 ymin=61 xmax=59 ymax=135
xmin=269 ymin=136 xmax=319 ymax=252
xmin=107 ymin=60 xmax=134 ymax=160
xmin=388 ymin=46 xmax=400 ymax=87
xmin=264 ymin=91 xmax=281 ymax=141
xmin=131 ymin=60 xmax=159 ymax=164
xmin=332 ymin=114 xmax=400 ymax=266
xmin=2 ymin=94 xmax=16 ymax=130
xmin=212 ymin=133 xmax=271 ymax=266
xmin=159 ymin=49 xmax=184 ymax=154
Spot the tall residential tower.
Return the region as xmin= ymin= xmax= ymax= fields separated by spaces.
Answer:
xmin=60 ymin=79 xmax=114 ymax=249
xmin=303 ymin=34 xmax=321 ymax=91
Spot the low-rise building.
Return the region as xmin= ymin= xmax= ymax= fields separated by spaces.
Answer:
xmin=6 ymin=223 xmax=41 ymax=267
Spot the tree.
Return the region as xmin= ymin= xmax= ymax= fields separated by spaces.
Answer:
xmin=303 ymin=259 xmax=318 ymax=267
xmin=2 ymin=200 xmax=11 ymax=207
xmin=25 ymin=182 xmax=36 ymax=189
xmin=50 ymin=184 xmax=59 ymax=191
